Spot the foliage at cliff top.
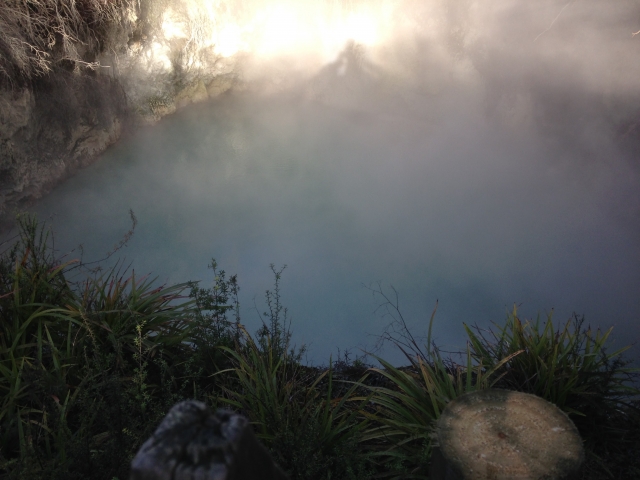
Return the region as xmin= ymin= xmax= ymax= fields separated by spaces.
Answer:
xmin=0 ymin=0 xmax=134 ymax=88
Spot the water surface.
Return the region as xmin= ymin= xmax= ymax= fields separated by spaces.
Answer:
xmin=26 ymin=81 xmax=640 ymax=368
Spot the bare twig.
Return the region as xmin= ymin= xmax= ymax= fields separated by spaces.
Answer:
xmin=0 ymin=0 xmax=134 ymax=85
xmin=534 ymin=1 xmax=574 ymax=42
xmin=365 ymin=282 xmax=441 ymax=363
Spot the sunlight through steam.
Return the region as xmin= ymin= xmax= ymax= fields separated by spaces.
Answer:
xmin=160 ymin=0 xmax=389 ymax=65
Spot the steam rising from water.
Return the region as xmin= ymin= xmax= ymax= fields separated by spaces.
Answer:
xmin=26 ymin=0 xmax=640 ymax=367
xmin=153 ymin=0 xmax=640 ymax=94
xmin=160 ymin=0 xmax=391 ymax=60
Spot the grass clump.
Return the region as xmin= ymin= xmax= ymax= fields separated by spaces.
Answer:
xmin=217 ymin=330 xmax=372 ymax=480
xmin=464 ymin=309 xmax=640 ymax=478
xmin=358 ymin=285 xmax=640 ymax=479
xmin=357 ymin=288 xmax=520 ymax=478
xmin=0 ymin=214 xmax=238 ymax=479
xmin=0 ymin=214 xmax=638 ymax=479
xmin=210 ymin=264 xmax=372 ymax=479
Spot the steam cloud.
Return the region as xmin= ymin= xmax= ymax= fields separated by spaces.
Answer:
xmin=30 ymin=0 xmax=640 ymax=368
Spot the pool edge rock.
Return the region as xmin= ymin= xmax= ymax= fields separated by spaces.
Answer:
xmin=0 ymin=73 xmax=128 ymax=231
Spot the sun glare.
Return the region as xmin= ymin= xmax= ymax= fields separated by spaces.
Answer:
xmin=214 ymin=25 xmax=243 ymax=57
xmin=155 ymin=1 xmax=391 ymax=67
xmin=250 ymin=4 xmax=385 ymax=60
xmin=344 ymin=13 xmax=378 ymax=45
xmin=162 ymin=8 xmax=187 ymax=40
xmin=255 ymin=6 xmax=308 ymax=56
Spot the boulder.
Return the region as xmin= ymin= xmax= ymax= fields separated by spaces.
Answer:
xmin=430 ymin=389 xmax=584 ymax=480
xmin=130 ymin=400 xmax=288 ymax=480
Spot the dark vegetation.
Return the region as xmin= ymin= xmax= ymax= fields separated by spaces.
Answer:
xmin=0 ymin=214 xmax=639 ymax=479
xmin=0 ymin=0 xmax=131 ymax=135
xmin=0 ymin=0 xmax=134 ymax=88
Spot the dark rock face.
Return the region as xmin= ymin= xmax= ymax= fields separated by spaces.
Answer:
xmin=0 ymin=71 xmax=127 ymax=226
xmin=130 ymin=401 xmax=289 ymax=480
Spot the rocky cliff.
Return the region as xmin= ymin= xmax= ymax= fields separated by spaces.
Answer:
xmin=0 ymin=0 xmax=239 ymax=229
xmin=2 ymin=1 xmax=638 ymax=231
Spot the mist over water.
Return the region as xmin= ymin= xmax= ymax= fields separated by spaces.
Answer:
xmin=17 ymin=0 xmax=640 ymax=366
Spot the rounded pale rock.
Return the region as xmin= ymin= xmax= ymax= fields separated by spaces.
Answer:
xmin=430 ymin=389 xmax=584 ymax=480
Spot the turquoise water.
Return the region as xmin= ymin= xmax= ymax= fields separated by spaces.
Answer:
xmin=24 ymin=83 xmax=640 ymax=369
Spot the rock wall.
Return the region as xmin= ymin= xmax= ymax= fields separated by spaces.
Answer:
xmin=0 ymin=0 xmax=239 ymax=230
xmin=0 ymin=73 xmax=126 ymax=227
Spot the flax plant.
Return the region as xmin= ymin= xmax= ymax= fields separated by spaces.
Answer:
xmin=0 ymin=305 xmax=93 ymax=465
xmin=217 ymin=327 xmax=372 ymax=480
xmin=0 ymin=215 xmax=86 ymax=462
xmin=64 ymin=265 xmax=199 ymax=374
xmin=464 ymin=306 xmax=640 ymax=413
xmin=463 ymin=306 xmax=640 ymax=469
xmin=0 ymin=215 xmax=202 ymax=476
xmin=360 ymin=301 xmax=521 ymax=479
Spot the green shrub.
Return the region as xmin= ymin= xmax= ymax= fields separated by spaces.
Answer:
xmin=464 ymin=307 xmax=640 ymax=477
xmin=1 ymin=215 xmax=638 ymax=479
xmin=360 ymin=284 xmax=640 ymax=479
xmin=218 ymin=329 xmax=372 ymax=480
xmin=358 ymin=297 xmax=518 ymax=479
xmin=0 ymin=215 xmax=234 ymax=478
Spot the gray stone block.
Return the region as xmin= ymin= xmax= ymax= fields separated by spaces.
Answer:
xmin=130 ymin=400 xmax=288 ymax=480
